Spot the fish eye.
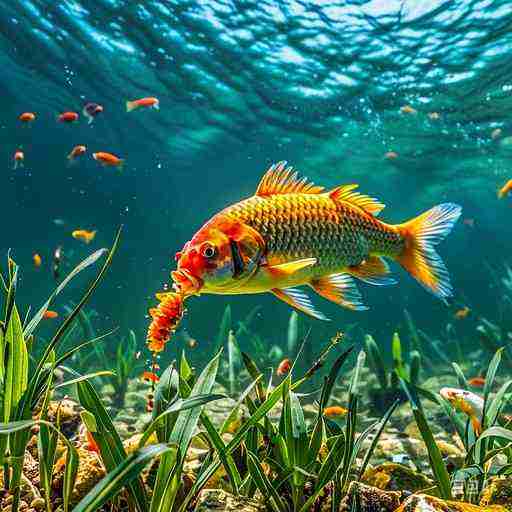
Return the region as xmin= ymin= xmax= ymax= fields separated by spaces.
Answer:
xmin=201 ymin=242 xmax=217 ymax=259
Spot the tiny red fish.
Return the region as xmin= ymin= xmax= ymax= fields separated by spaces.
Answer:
xmin=58 ymin=111 xmax=79 ymax=123
xmin=323 ymin=405 xmax=348 ymax=418
xmin=67 ymin=145 xmax=87 ymax=162
xmin=468 ymin=377 xmax=485 ymax=388
xmin=13 ymin=150 xmax=24 ymax=170
xmin=43 ymin=310 xmax=58 ymax=319
xmin=93 ymin=152 xmax=124 ymax=170
xmin=384 ymin=151 xmax=398 ymax=160
xmin=276 ymin=358 xmax=291 ymax=376
xmin=498 ymin=179 xmax=512 ymax=199
xmin=19 ymin=112 xmax=36 ymax=122
xmin=85 ymin=430 xmax=100 ymax=453
xmin=142 ymin=371 xmax=160 ymax=383
xmin=463 ymin=218 xmax=475 ymax=228
xmin=126 ymin=97 xmax=159 ymax=112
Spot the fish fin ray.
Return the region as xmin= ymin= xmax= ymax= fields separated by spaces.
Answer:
xmin=329 ymin=185 xmax=385 ymax=216
xmin=348 ymin=256 xmax=397 ymax=286
xmin=310 ymin=273 xmax=368 ymax=311
xmin=265 ymin=257 xmax=317 ymax=277
xmin=255 ymin=161 xmax=324 ymax=196
xmin=396 ymin=203 xmax=462 ymax=299
xmin=271 ymin=287 xmax=330 ymax=321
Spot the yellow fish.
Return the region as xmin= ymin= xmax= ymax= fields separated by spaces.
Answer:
xmin=172 ymin=162 xmax=461 ymax=319
xmin=72 ymin=229 xmax=97 ymax=244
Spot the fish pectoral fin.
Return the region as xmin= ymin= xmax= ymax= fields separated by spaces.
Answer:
xmin=265 ymin=258 xmax=317 ymax=277
xmin=348 ymin=256 xmax=397 ymax=286
xmin=310 ymin=273 xmax=368 ymax=311
xmin=271 ymin=287 xmax=329 ymax=321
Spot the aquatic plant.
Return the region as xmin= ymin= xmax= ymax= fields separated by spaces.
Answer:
xmin=0 ymin=230 xmax=121 ymax=512
xmin=364 ymin=331 xmax=421 ymax=410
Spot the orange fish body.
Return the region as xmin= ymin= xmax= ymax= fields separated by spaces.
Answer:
xmin=13 ymin=150 xmax=24 ymax=169
xmin=276 ymin=358 xmax=291 ymax=376
xmin=85 ymin=430 xmax=100 ymax=453
xmin=58 ymin=111 xmax=79 ymax=123
xmin=68 ymin=145 xmax=87 ymax=162
xmin=468 ymin=377 xmax=485 ymax=388
xmin=93 ymin=152 xmax=123 ymax=170
xmin=142 ymin=371 xmax=160 ymax=383
xmin=72 ymin=229 xmax=97 ymax=244
xmin=173 ymin=162 xmax=461 ymax=319
xmin=19 ymin=112 xmax=35 ymax=122
xmin=43 ymin=310 xmax=58 ymax=319
xmin=498 ymin=179 xmax=512 ymax=199
xmin=126 ymin=97 xmax=159 ymax=112
xmin=323 ymin=405 xmax=348 ymax=418
xmin=33 ymin=253 xmax=42 ymax=267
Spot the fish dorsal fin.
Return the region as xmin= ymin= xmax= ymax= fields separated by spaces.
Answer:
xmin=256 ymin=161 xmax=324 ymax=197
xmin=329 ymin=185 xmax=385 ymax=216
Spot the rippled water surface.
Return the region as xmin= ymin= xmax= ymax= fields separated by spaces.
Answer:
xmin=2 ymin=0 xmax=512 ymax=365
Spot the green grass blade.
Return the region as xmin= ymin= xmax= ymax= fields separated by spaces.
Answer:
xmin=486 ymin=380 xmax=512 ymax=426
xmin=319 ymin=346 xmax=354 ymax=410
xmin=483 ymin=348 xmax=503 ymax=427
xmin=73 ymin=445 xmax=172 ymax=512
xmin=452 ymin=363 xmax=469 ymax=389
xmin=364 ymin=335 xmax=387 ymax=389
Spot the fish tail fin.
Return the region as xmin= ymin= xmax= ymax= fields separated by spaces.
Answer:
xmin=396 ymin=203 xmax=461 ymax=299
xmin=126 ymin=101 xmax=135 ymax=112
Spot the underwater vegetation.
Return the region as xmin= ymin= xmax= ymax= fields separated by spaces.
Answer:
xmin=0 ymin=236 xmax=511 ymax=512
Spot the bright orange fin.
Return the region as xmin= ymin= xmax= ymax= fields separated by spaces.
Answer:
xmin=329 ymin=185 xmax=385 ymax=216
xmin=310 ymin=273 xmax=368 ymax=311
xmin=255 ymin=161 xmax=324 ymax=196
xmin=265 ymin=258 xmax=317 ymax=278
xmin=471 ymin=416 xmax=482 ymax=436
xmin=271 ymin=287 xmax=329 ymax=321
xmin=348 ymin=256 xmax=396 ymax=286
xmin=396 ymin=203 xmax=461 ymax=299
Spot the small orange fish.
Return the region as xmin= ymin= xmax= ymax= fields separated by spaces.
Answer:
xmin=58 ymin=111 xmax=79 ymax=123
xmin=85 ymin=430 xmax=100 ymax=453
xmin=19 ymin=112 xmax=35 ymax=122
xmin=276 ymin=358 xmax=291 ymax=376
xmin=93 ymin=152 xmax=124 ymax=170
xmin=454 ymin=306 xmax=470 ymax=320
xmin=141 ymin=371 xmax=160 ymax=383
xmin=126 ymin=97 xmax=159 ymax=112
xmin=400 ymin=105 xmax=417 ymax=115
xmin=468 ymin=377 xmax=485 ymax=388
xmin=43 ymin=310 xmax=58 ymax=319
xmin=72 ymin=229 xmax=97 ymax=244
xmin=428 ymin=112 xmax=440 ymax=120
xmin=33 ymin=253 xmax=42 ymax=268
xmin=13 ymin=150 xmax=24 ymax=169
xmin=463 ymin=218 xmax=475 ymax=228
xmin=67 ymin=145 xmax=87 ymax=162
xmin=384 ymin=151 xmax=398 ymax=160
xmin=498 ymin=179 xmax=512 ymax=199
xmin=323 ymin=405 xmax=348 ymax=418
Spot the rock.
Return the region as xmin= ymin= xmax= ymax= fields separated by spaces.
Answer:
xmin=338 ymin=481 xmax=402 ymax=512
xmin=396 ymin=494 xmax=508 ymax=512
xmin=45 ymin=399 xmax=82 ymax=438
xmin=480 ymin=477 xmax=512 ymax=511
xmin=195 ymin=489 xmax=265 ymax=511
xmin=362 ymin=463 xmax=432 ymax=492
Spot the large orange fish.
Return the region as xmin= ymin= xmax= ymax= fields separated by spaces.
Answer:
xmin=172 ymin=162 xmax=461 ymax=319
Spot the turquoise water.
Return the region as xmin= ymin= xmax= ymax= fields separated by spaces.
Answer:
xmin=3 ymin=0 xmax=512 ymax=368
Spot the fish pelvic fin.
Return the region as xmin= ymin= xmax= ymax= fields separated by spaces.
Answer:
xmin=329 ymin=184 xmax=385 ymax=216
xmin=310 ymin=273 xmax=368 ymax=311
xmin=271 ymin=287 xmax=330 ymax=321
xmin=348 ymin=256 xmax=397 ymax=286
xmin=396 ymin=203 xmax=462 ymax=299
xmin=471 ymin=415 xmax=482 ymax=436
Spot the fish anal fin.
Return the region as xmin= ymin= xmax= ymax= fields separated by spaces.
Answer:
xmin=348 ymin=256 xmax=397 ymax=286
xmin=265 ymin=257 xmax=317 ymax=278
xmin=310 ymin=273 xmax=368 ymax=311
xmin=471 ymin=416 xmax=482 ymax=436
xmin=329 ymin=185 xmax=385 ymax=216
xmin=256 ymin=161 xmax=324 ymax=196
xmin=271 ymin=287 xmax=329 ymax=321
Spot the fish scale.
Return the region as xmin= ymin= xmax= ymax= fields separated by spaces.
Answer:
xmin=224 ymin=192 xmax=403 ymax=275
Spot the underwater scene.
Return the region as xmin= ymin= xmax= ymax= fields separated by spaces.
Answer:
xmin=2 ymin=0 xmax=512 ymax=511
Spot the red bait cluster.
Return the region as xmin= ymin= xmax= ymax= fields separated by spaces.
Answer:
xmin=146 ymin=291 xmax=185 ymax=353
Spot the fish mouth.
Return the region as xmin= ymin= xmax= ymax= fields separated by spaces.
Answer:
xmin=171 ymin=269 xmax=203 ymax=296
